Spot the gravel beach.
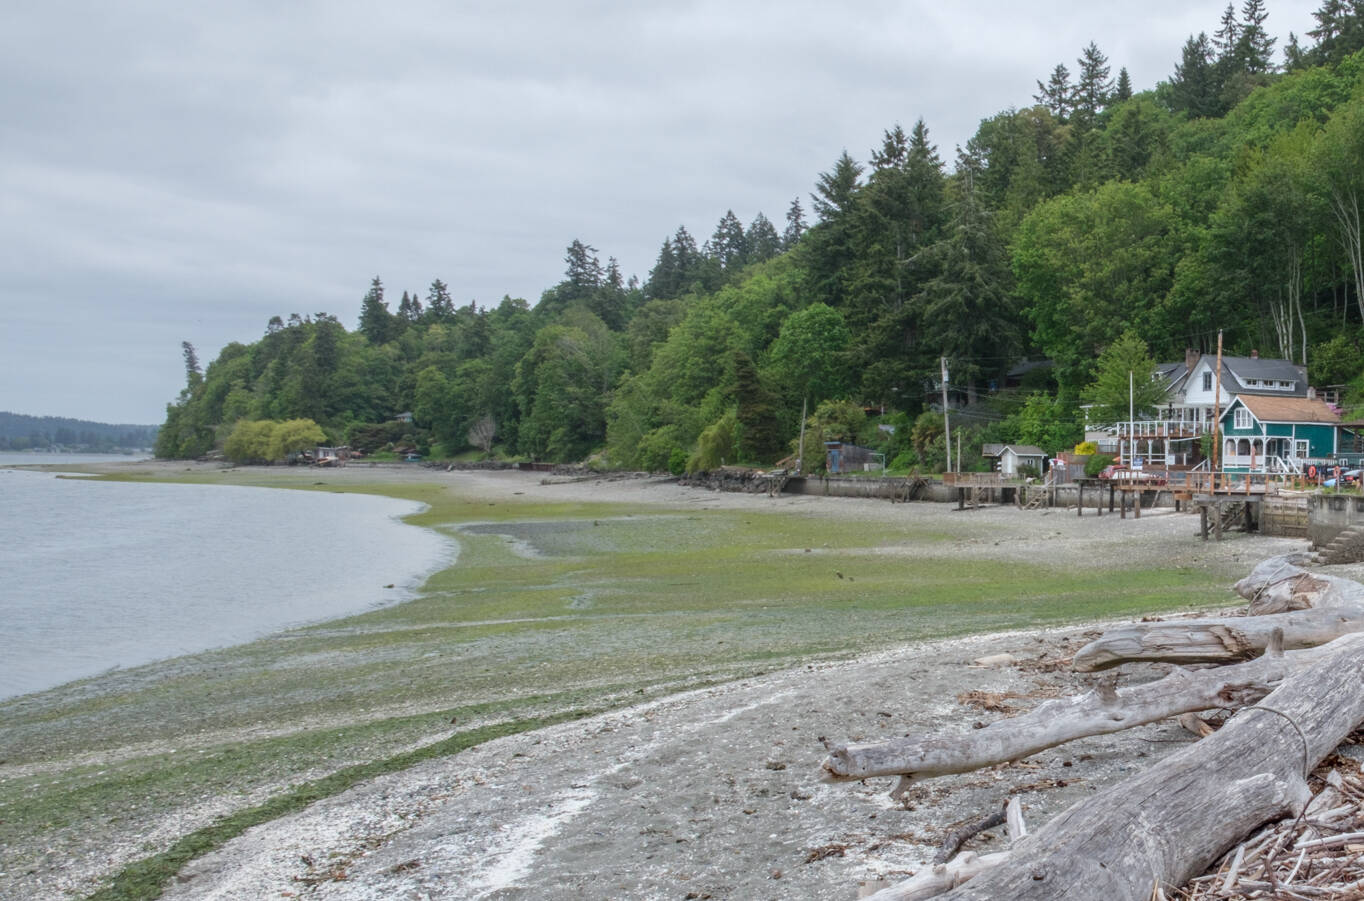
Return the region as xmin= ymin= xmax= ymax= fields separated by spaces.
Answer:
xmin=1 ymin=461 xmax=1330 ymax=899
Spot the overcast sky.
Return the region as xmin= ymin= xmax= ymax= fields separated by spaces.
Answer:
xmin=0 ymin=1 xmax=1323 ymax=424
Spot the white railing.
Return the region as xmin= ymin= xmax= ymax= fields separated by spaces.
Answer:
xmin=1111 ymin=420 xmax=1212 ymax=438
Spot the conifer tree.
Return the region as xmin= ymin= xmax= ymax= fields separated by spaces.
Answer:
xmin=397 ymin=290 xmax=423 ymax=322
xmin=1235 ymin=0 xmax=1276 ymax=73
xmin=1169 ymin=33 xmax=1220 ymax=118
xmin=358 ymin=276 xmax=394 ymax=344
xmin=746 ymin=212 xmax=782 ymax=262
xmin=1114 ymin=67 xmax=1133 ymax=102
xmin=1034 ymin=63 xmax=1074 ymax=122
xmin=782 ymin=197 xmax=807 ymax=249
xmin=425 ymin=278 xmax=455 ymax=321
xmin=1073 ymin=42 xmax=1114 ymax=129
xmin=870 ymin=123 xmax=909 ymax=169
xmin=708 ymin=210 xmax=749 ymax=271
xmin=811 ymin=150 xmax=863 ymax=221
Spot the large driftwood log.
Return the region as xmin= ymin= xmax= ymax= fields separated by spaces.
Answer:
xmin=1071 ymin=607 xmax=1364 ymax=670
xmin=878 ymin=632 xmax=1364 ymax=901
xmin=824 ymin=634 xmax=1316 ymax=784
xmin=1234 ymin=554 xmax=1364 ymax=614
xmin=1073 ymin=556 xmax=1364 ymax=670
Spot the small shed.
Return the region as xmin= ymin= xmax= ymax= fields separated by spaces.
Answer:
xmin=824 ymin=442 xmax=879 ymax=474
xmin=982 ymin=444 xmax=1047 ymax=477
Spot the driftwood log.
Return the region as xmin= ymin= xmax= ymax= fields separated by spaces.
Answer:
xmin=823 ymin=634 xmax=1315 ymax=785
xmin=875 ymin=632 xmax=1364 ymax=900
xmin=1073 ymin=556 xmax=1364 ymax=671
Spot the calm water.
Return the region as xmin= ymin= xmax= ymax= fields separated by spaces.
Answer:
xmin=0 ymin=467 xmax=452 ymax=699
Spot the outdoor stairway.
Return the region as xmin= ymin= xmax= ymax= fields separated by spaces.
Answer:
xmin=1312 ymin=524 xmax=1364 ymax=565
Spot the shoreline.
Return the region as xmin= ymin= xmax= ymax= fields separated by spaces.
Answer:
xmin=0 ymin=464 xmax=453 ymax=701
xmin=0 ymin=460 xmax=1325 ymax=899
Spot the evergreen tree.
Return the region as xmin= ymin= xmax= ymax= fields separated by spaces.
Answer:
xmin=732 ymin=349 xmax=784 ymax=462
xmin=357 ymin=276 xmax=393 ymax=345
xmin=397 ymin=290 xmax=423 ymax=322
xmin=782 ymin=197 xmax=807 ymax=248
xmin=870 ymin=123 xmax=910 ymax=169
xmin=745 ymin=212 xmax=782 ymax=263
xmin=563 ymin=239 xmax=603 ymax=297
xmin=425 ymin=278 xmax=455 ymax=321
xmin=914 ymin=150 xmax=1019 ymax=394
xmin=1213 ymin=2 xmax=1242 ymax=59
xmin=645 ymin=238 xmax=679 ymax=299
xmin=1034 ymin=63 xmax=1074 ymax=122
xmin=1073 ymin=42 xmax=1114 ymax=129
xmin=1168 ymin=33 xmax=1220 ymax=118
xmin=1235 ymin=0 xmax=1276 ymax=74
xmin=1114 ymin=67 xmax=1133 ymax=102
xmin=604 ymin=256 xmax=625 ymax=290
xmin=811 ymin=150 xmax=863 ymax=221
xmin=708 ymin=210 xmax=749 ymax=272
xmin=182 ymin=341 xmax=202 ymax=387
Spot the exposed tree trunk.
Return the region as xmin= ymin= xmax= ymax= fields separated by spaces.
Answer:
xmin=890 ymin=633 xmax=1364 ymax=900
xmin=1073 ymin=556 xmax=1364 ymax=670
xmin=1071 ymin=607 xmax=1364 ymax=670
xmin=823 ymin=635 xmax=1319 ymax=784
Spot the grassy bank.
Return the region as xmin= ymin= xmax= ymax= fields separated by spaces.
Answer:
xmin=0 ymin=466 xmax=1252 ymax=898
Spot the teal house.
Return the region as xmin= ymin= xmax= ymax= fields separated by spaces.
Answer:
xmin=1218 ymin=395 xmax=1344 ymax=472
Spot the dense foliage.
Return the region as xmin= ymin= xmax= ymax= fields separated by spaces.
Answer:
xmin=161 ymin=3 xmax=1364 ymax=471
xmin=0 ymin=411 xmax=157 ymax=452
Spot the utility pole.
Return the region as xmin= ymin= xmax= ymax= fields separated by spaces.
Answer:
xmin=796 ymin=397 xmax=807 ymax=474
xmin=1129 ymin=370 xmax=1135 ymax=468
xmin=1213 ymin=330 xmax=1223 ymax=473
xmin=941 ymin=357 xmax=952 ymax=473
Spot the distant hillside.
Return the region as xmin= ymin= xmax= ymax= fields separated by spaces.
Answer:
xmin=0 ymin=411 xmax=158 ymax=452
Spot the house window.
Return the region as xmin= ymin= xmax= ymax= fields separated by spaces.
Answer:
xmin=1225 ymin=438 xmax=1236 ymax=459
xmin=1202 ymin=372 xmax=1212 ymax=391
xmin=1234 ymin=407 xmax=1251 ymax=429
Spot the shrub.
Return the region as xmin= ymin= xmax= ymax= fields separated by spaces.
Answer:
xmin=1084 ymin=453 xmax=1116 ymax=478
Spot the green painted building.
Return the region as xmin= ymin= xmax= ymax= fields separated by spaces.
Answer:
xmin=1218 ymin=394 xmax=1345 ymax=473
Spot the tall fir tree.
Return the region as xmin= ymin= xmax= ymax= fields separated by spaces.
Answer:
xmin=1235 ymin=0 xmax=1277 ymax=73
xmin=708 ymin=210 xmax=749 ymax=272
xmin=425 ymin=278 xmax=455 ymax=321
xmin=1034 ymin=63 xmax=1074 ymax=121
xmin=1168 ymin=33 xmax=1220 ymax=117
xmin=1114 ymin=67 xmax=1133 ymax=102
xmin=358 ymin=276 xmax=394 ymax=345
xmin=1073 ymin=42 xmax=1114 ymax=130
xmin=746 ymin=212 xmax=782 ymax=262
xmin=782 ymin=197 xmax=807 ymax=249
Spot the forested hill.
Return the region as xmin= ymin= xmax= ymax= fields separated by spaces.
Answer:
xmin=0 ymin=412 xmax=157 ymax=452
xmin=159 ymin=2 xmax=1364 ymax=471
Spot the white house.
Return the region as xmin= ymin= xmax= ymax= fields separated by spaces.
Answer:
xmin=982 ymin=444 xmax=1047 ymax=477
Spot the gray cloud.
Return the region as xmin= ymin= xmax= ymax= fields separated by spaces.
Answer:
xmin=0 ymin=0 xmax=1321 ymax=422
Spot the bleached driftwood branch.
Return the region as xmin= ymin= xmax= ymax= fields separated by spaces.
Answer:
xmin=886 ymin=632 xmax=1364 ymax=900
xmin=823 ymin=631 xmax=1313 ymax=784
xmin=1072 ymin=555 xmax=1364 ymax=671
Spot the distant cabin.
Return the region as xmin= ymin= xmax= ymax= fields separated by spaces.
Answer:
xmin=982 ymin=443 xmax=1047 ymax=477
xmin=824 ymin=442 xmax=880 ymax=474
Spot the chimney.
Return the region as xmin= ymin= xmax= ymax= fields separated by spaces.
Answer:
xmin=1308 ymin=386 xmax=1317 ymax=400
xmin=1250 ymin=349 xmax=1259 ymax=359
xmin=1185 ymin=347 xmax=1199 ymax=373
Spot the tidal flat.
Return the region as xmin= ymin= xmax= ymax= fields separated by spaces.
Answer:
xmin=0 ymin=463 xmax=1307 ymax=899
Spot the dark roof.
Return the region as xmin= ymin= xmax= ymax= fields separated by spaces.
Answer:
xmin=982 ymin=443 xmax=1045 ymax=458
xmin=1222 ymin=356 xmax=1307 ymax=396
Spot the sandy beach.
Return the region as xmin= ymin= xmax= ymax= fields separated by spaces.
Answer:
xmin=0 ymin=460 xmax=1328 ymax=899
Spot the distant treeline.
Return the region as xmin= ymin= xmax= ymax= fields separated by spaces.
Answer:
xmin=0 ymin=411 xmax=158 ymax=453
xmin=159 ymin=3 xmax=1364 ymax=469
